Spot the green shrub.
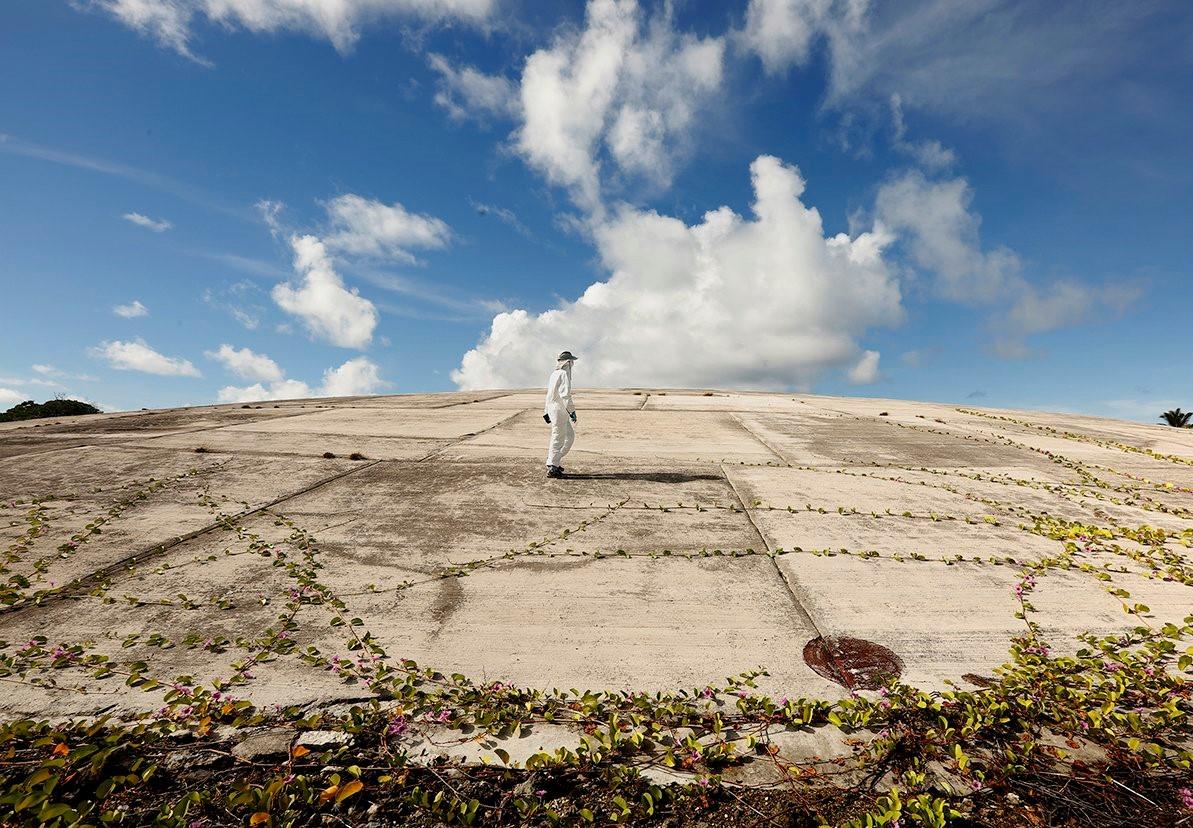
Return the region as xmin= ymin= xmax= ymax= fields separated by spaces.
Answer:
xmin=0 ymin=398 xmax=100 ymax=422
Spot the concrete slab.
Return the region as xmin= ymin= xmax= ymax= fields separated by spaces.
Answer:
xmin=775 ymin=555 xmax=1131 ymax=689
xmin=737 ymin=412 xmax=1054 ymax=469
xmin=331 ymin=555 xmax=839 ymax=698
xmin=469 ymin=390 xmax=649 ymax=410
xmin=125 ymin=430 xmax=449 ymax=461
xmin=643 ymin=392 xmax=807 ymax=412
xmin=0 ymin=389 xmax=1188 ymax=724
xmin=220 ymin=406 xmax=517 ymax=440
xmin=446 ymin=410 xmax=781 ymax=463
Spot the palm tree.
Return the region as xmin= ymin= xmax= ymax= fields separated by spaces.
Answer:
xmin=1159 ymin=408 xmax=1193 ymax=427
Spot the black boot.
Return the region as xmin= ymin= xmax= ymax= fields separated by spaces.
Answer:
xmin=546 ymin=465 xmax=563 ymax=478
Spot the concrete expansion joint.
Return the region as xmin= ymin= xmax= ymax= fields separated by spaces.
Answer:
xmin=728 ymin=413 xmax=791 ymax=466
xmin=719 ymin=462 xmax=838 ymax=679
xmin=416 ymin=409 xmax=526 ymax=462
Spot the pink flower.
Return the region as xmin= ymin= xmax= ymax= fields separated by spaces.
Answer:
xmin=699 ymin=686 xmax=714 ymax=699
xmin=1179 ymin=788 xmax=1193 ymax=811
xmin=387 ymin=715 xmax=409 ymax=736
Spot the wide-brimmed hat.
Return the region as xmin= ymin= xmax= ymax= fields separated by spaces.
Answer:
xmin=557 ymin=351 xmax=579 ymax=361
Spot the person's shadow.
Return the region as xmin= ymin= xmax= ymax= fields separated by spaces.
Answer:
xmin=562 ymin=472 xmax=722 ymax=483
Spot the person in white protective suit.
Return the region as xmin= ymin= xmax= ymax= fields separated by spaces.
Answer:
xmin=543 ymin=351 xmax=578 ymax=478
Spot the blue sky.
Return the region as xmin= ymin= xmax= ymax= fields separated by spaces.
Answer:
xmin=2 ymin=0 xmax=1190 ymax=421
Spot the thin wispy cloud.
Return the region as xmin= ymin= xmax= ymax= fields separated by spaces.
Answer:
xmin=0 ymin=134 xmax=249 ymax=220
xmin=122 ymin=212 xmax=172 ymax=232
xmin=113 ymin=300 xmax=149 ymax=318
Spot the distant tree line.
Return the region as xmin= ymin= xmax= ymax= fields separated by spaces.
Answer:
xmin=0 ymin=398 xmax=101 ymax=422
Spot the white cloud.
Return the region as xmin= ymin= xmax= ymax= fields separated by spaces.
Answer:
xmin=514 ymin=0 xmax=726 ymax=212
xmin=875 ymin=170 xmax=1021 ymax=304
xmin=454 ymin=155 xmax=901 ymax=390
xmin=889 ymin=94 xmax=956 ymax=171
xmin=91 ymin=0 xmax=495 ymax=62
xmin=217 ymin=378 xmax=313 ymax=403
xmin=846 ymin=349 xmax=881 ymax=384
xmin=320 ymin=356 xmax=385 ymax=396
xmin=991 ymin=280 xmax=1142 ymax=359
xmin=89 ymin=339 xmax=201 ymax=377
xmin=230 ymin=307 xmax=260 ymax=329
xmin=271 ymin=234 xmax=378 ymax=348
xmin=122 ymin=212 xmax=172 ymax=232
xmin=323 ymin=194 xmax=451 ymax=262
xmin=428 ymin=54 xmax=519 ymax=121
xmin=738 ymin=0 xmax=852 ymax=74
xmin=0 ymin=388 xmax=27 ymax=408
xmin=875 ymin=169 xmax=1142 ymax=356
xmin=216 ymin=357 xmax=384 ymax=402
xmin=113 ymin=299 xmax=150 ymax=318
xmin=205 ymin=344 xmax=283 ymax=382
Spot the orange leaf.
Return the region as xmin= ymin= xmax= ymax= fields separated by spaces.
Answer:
xmin=318 ymin=784 xmax=339 ymax=804
xmin=291 ymin=745 xmax=310 ymax=759
xmin=52 ymin=743 xmax=69 ymax=757
xmin=249 ymin=813 xmax=270 ymax=826
xmin=336 ymin=780 xmax=363 ymax=803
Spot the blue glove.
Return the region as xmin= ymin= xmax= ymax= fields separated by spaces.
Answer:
xmin=543 ymin=413 xmax=551 ymax=424
xmin=569 ymin=411 xmax=577 ymax=423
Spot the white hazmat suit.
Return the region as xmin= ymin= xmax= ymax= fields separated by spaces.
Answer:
xmin=544 ymin=359 xmax=576 ymax=470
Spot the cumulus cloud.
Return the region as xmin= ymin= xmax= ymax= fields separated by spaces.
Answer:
xmin=428 ymin=54 xmax=519 ymax=121
xmin=90 ymin=0 xmax=495 ymax=62
xmin=205 ymin=344 xmax=283 ymax=382
xmin=216 ymin=357 xmax=385 ymax=402
xmin=272 ymin=234 xmax=379 ymax=348
xmin=846 ymin=349 xmax=881 ymax=384
xmin=89 ymin=339 xmax=201 ymax=376
xmin=320 ymin=356 xmax=385 ymax=396
xmin=122 ymin=212 xmax=172 ymax=232
xmin=514 ymin=0 xmax=726 ymax=211
xmin=113 ymin=299 xmax=149 ymax=318
xmin=454 ymin=155 xmax=900 ymax=390
xmin=875 ymin=169 xmax=1142 ymax=356
xmin=216 ymin=378 xmax=314 ymax=404
xmin=323 ymin=194 xmax=451 ymax=262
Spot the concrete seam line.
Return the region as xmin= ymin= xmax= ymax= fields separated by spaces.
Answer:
xmin=416 ymin=410 xmax=527 ymax=462
xmin=431 ymin=391 xmax=520 ymax=409
xmin=719 ymin=463 xmax=774 ymax=555
xmin=721 ymin=463 xmax=828 ymax=642
xmin=728 ymin=413 xmax=790 ymax=466
xmin=114 ymin=408 xmax=332 ymax=446
xmin=0 ymin=459 xmax=383 ymax=617
xmin=638 ymin=394 xmax=650 ymax=410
